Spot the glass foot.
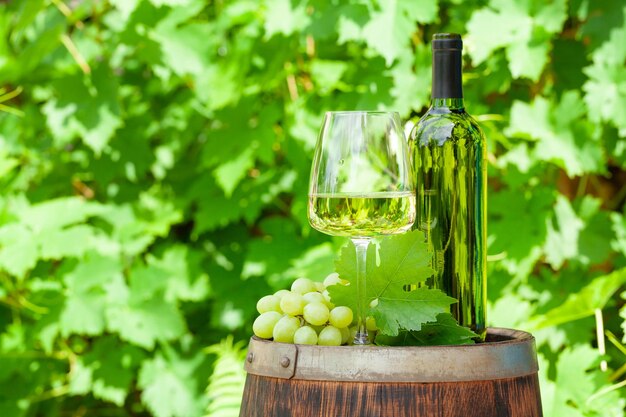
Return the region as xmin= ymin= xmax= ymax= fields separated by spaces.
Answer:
xmin=353 ymin=332 xmax=370 ymax=345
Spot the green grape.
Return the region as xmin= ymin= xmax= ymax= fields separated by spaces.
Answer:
xmin=291 ymin=277 xmax=317 ymax=295
xmin=311 ymin=324 xmax=325 ymax=334
xmin=329 ymin=306 xmax=353 ymax=329
xmin=273 ymin=316 xmax=300 ymax=343
xmin=279 ymin=292 xmax=305 ymax=316
xmin=294 ymin=326 xmax=318 ymax=345
xmin=339 ymin=326 xmax=350 ymax=345
xmin=318 ymin=326 xmax=342 ymax=346
xmin=366 ymin=316 xmax=377 ymax=331
xmin=303 ymin=302 xmax=330 ymax=326
xmin=323 ymin=272 xmax=342 ymax=288
xmin=274 ymin=289 xmax=291 ymax=299
xmin=252 ymin=311 xmax=282 ymax=339
xmin=256 ymin=295 xmax=282 ymax=314
xmin=348 ymin=326 xmax=357 ymax=345
xmin=302 ymin=291 xmax=325 ymax=305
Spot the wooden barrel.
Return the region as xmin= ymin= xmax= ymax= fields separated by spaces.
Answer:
xmin=239 ymin=328 xmax=542 ymax=417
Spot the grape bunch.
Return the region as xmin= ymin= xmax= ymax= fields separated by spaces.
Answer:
xmin=252 ymin=274 xmax=360 ymax=346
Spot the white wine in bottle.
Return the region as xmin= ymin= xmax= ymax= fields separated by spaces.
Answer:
xmin=409 ymin=33 xmax=487 ymax=339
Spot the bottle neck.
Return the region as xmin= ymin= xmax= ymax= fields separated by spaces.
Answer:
xmin=431 ymin=47 xmax=463 ymax=105
xmin=431 ymin=97 xmax=465 ymax=111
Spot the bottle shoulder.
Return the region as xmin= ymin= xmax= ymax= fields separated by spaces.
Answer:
xmin=409 ymin=108 xmax=484 ymax=146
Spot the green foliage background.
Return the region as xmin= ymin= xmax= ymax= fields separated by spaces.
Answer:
xmin=1 ymin=0 xmax=626 ymax=415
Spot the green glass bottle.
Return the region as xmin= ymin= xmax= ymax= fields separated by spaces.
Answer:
xmin=408 ymin=33 xmax=487 ymax=339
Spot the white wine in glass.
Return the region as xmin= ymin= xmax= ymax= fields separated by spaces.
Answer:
xmin=308 ymin=111 xmax=416 ymax=345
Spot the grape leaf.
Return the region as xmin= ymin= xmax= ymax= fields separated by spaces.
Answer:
xmin=552 ymin=39 xmax=589 ymax=94
xmin=69 ymin=337 xmax=146 ymax=406
xmin=208 ymin=229 xmax=273 ymax=331
xmin=147 ymin=246 xmax=210 ymax=303
xmin=533 ymin=267 xmax=626 ymax=328
xmin=95 ymin=205 xmax=153 ymax=256
xmin=38 ymin=225 xmax=95 ymax=260
xmin=263 ymin=0 xmax=310 ymax=38
xmin=467 ymin=0 xmax=567 ymax=80
xmin=61 ymin=293 xmax=107 ymax=337
xmin=488 ymin=186 xmax=554 ymax=278
xmin=191 ymin=170 xmax=296 ymax=234
xmin=538 ymin=349 xmax=589 ymax=417
xmin=375 ymin=313 xmax=477 ymax=346
xmin=496 ymin=143 xmax=533 ymax=173
xmin=60 ymin=254 xmax=124 ymax=337
xmin=582 ymin=8 xmax=626 ymax=135
xmin=11 ymin=0 xmax=46 ymax=33
xmin=543 ymin=195 xmax=584 ymax=269
xmin=242 ymin=217 xmax=312 ymax=282
xmin=361 ymin=0 xmax=437 ymax=65
xmin=579 ymin=0 xmax=625 ymax=49
xmin=466 ymin=2 xmax=528 ymax=66
xmin=489 ymin=291 xmax=535 ymax=329
xmin=139 ymin=349 xmax=206 ymax=417
xmin=96 ymin=119 xmax=157 ymax=183
xmin=26 ymin=280 xmax=64 ymax=354
xmin=0 ymin=198 xmax=105 ymax=276
xmin=310 ymin=60 xmax=349 ymax=94
xmin=202 ymin=104 xmax=280 ymax=195
xmin=20 ymin=197 xmax=102 ymax=232
xmin=330 ymin=230 xmax=455 ymax=336
xmin=68 ymin=358 xmax=96 ymax=395
xmin=576 ymin=196 xmax=613 ymax=265
xmin=0 ymin=354 xmax=60 ymax=417
xmin=611 ymin=210 xmax=626 ymax=257
xmin=213 ymin=147 xmax=255 ymax=198
xmin=351 ymin=58 xmax=396 ymax=110
xmin=283 ymin=243 xmax=336 ymax=289
xmin=389 ymin=45 xmax=431 ymax=116
xmin=2 ymin=7 xmax=65 ymax=81
xmin=506 ymin=40 xmax=549 ymax=81
xmin=411 ymin=313 xmax=477 ymax=345
xmin=109 ymin=0 xmax=139 ymax=20
xmin=89 ymin=339 xmax=145 ymax=406
xmin=152 ymin=19 xmax=213 ymax=78
xmin=404 ymin=0 xmax=438 ymax=24
xmin=506 ymin=98 xmax=553 ymax=143
xmin=105 ymin=262 xmax=186 ymax=349
xmin=544 ymin=345 xmax=626 ymax=416
xmin=106 ymin=298 xmax=186 ymax=350
xmin=0 ymin=224 xmax=38 ymax=277
xmin=41 ymin=64 xmax=122 ymax=154
xmin=506 ymin=92 xmax=605 ymax=176
xmin=373 ymin=287 xmax=456 ymax=336
xmin=336 ymin=3 xmax=370 ymax=44
xmin=194 ymin=59 xmax=246 ymax=111
xmin=332 ymin=230 xmax=434 ymax=307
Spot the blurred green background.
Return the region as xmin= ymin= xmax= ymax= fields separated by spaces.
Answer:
xmin=1 ymin=0 xmax=626 ymax=415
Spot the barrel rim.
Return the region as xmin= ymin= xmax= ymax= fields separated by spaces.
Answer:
xmin=244 ymin=327 xmax=539 ymax=382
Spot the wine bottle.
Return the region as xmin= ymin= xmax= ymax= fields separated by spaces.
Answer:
xmin=408 ymin=33 xmax=487 ymax=339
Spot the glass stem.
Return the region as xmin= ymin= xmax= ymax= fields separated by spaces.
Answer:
xmin=352 ymin=238 xmax=371 ymax=345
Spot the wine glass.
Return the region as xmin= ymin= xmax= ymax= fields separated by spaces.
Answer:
xmin=307 ymin=111 xmax=416 ymax=345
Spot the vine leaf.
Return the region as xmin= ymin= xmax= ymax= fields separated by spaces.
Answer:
xmin=330 ymin=230 xmax=456 ymax=336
